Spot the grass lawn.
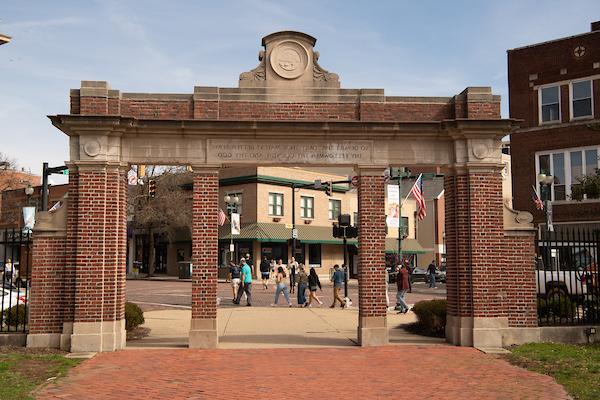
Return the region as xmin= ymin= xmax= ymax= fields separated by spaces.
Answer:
xmin=506 ymin=342 xmax=600 ymax=400
xmin=0 ymin=346 xmax=81 ymax=400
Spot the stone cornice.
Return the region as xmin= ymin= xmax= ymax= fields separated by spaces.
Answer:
xmin=49 ymin=115 xmax=518 ymax=140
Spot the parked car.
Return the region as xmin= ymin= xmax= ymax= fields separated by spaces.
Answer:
xmin=536 ymin=248 xmax=598 ymax=299
xmin=1 ymin=288 xmax=26 ymax=312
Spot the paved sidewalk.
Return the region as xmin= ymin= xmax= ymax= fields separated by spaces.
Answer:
xmin=126 ymin=307 xmax=445 ymax=349
xmin=36 ymin=346 xmax=569 ymax=399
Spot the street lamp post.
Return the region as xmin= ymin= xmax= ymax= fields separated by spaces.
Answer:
xmin=537 ymin=173 xmax=554 ymax=269
xmin=223 ymin=194 xmax=240 ymax=262
xmin=24 ymin=184 xmax=34 ymax=206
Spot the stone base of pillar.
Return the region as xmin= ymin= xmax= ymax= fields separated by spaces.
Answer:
xmin=71 ymin=320 xmax=126 ymax=352
xmin=445 ymin=315 xmax=473 ymax=346
xmin=61 ymin=322 xmax=73 ymax=351
xmin=447 ymin=316 xmax=545 ymax=348
xmin=27 ymin=333 xmax=61 ymax=348
xmin=189 ymin=318 xmax=218 ymax=349
xmin=358 ymin=316 xmax=388 ymax=347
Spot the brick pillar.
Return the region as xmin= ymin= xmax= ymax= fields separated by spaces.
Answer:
xmin=189 ymin=167 xmax=219 ymax=348
xmin=445 ymin=167 xmax=507 ymax=347
xmin=27 ymin=231 xmax=67 ymax=348
xmin=70 ymin=163 xmax=127 ymax=352
xmin=356 ymin=166 xmax=388 ymax=346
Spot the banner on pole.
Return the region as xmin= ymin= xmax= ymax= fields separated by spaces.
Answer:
xmin=231 ymin=213 xmax=240 ymax=235
xmin=386 ymin=184 xmax=400 ymax=228
xmin=22 ymin=206 xmax=36 ymax=232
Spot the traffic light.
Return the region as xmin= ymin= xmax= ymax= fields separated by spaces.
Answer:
xmin=148 ymin=179 xmax=156 ymax=198
xmin=325 ymin=181 xmax=332 ymax=196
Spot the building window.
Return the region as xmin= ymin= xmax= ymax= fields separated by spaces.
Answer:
xmin=300 ymin=196 xmax=314 ymax=219
xmin=536 ymin=146 xmax=600 ymax=201
xmin=226 ymin=192 xmax=242 ymax=215
xmin=539 ymin=85 xmax=560 ymax=124
xmin=571 ymin=80 xmax=593 ymax=119
xmin=268 ymin=192 xmax=283 ymax=216
xmin=353 ymin=212 xmax=359 ymax=226
xmin=328 ymin=199 xmax=341 ymax=220
xmin=308 ymin=243 xmax=322 ymax=268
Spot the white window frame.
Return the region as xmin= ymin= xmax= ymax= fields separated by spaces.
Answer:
xmin=328 ymin=199 xmax=341 ymax=220
xmin=538 ymin=84 xmax=562 ymax=125
xmin=569 ymin=79 xmax=594 ymax=121
xmin=300 ymin=196 xmax=314 ymax=219
xmin=535 ymin=145 xmax=600 ymax=201
xmin=268 ymin=192 xmax=284 ymax=216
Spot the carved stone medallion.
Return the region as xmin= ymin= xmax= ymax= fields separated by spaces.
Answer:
xmin=83 ymin=139 xmax=101 ymax=157
xmin=270 ymin=41 xmax=309 ymax=79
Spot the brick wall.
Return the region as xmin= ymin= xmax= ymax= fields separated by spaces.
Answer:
xmin=511 ymin=124 xmax=600 ymax=223
xmin=70 ymin=91 xmax=503 ymax=122
xmin=445 ymin=171 xmax=537 ymax=327
xmin=357 ymin=173 xmax=387 ymax=319
xmin=508 ymin=28 xmax=600 ymax=128
xmin=29 ymin=237 xmax=66 ymax=334
xmin=191 ymin=171 xmax=219 ymax=319
xmin=503 ymin=233 xmax=537 ymax=327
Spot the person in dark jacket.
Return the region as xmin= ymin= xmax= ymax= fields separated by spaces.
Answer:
xmin=260 ymin=256 xmax=270 ymax=289
xmin=296 ymin=264 xmax=309 ymax=306
xmin=306 ymin=267 xmax=323 ymax=307
xmin=396 ymin=263 xmax=410 ymax=313
xmin=330 ymin=264 xmax=346 ymax=308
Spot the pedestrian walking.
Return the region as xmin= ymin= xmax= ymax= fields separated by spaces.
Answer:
xmin=260 ymin=256 xmax=270 ymax=289
xmin=233 ymin=258 xmax=252 ymax=306
xmin=296 ymin=264 xmax=308 ymax=307
xmin=288 ymin=256 xmax=298 ymax=294
xmin=228 ymin=261 xmax=242 ymax=301
xmin=427 ymin=260 xmax=437 ymax=289
xmin=271 ymin=266 xmax=292 ymax=307
xmin=4 ymin=258 xmax=13 ymax=285
xmin=306 ymin=267 xmax=323 ymax=307
xmin=245 ymin=253 xmax=254 ymax=276
xmin=396 ymin=263 xmax=410 ymax=313
xmin=330 ymin=264 xmax=346 ymax=308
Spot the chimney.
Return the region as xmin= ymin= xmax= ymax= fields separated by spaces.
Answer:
xmin=592 ymin=21 xmax=600 ymax=32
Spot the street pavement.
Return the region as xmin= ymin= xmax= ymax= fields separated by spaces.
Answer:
xmin=36 ymin=346 xmax=569 ymax=400
xmin=126 ymin=278 xmax=446 ymax=311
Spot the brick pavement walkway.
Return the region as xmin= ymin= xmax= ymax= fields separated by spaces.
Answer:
xmin=36 ymin=346 xmax=569 ymax=400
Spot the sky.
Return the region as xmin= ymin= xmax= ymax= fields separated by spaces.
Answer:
xmin=1 ymin=0 xmax=599 ymax=183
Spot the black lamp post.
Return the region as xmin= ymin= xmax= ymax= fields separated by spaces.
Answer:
xmin=224 ymin=194 xmax=240 ymax=262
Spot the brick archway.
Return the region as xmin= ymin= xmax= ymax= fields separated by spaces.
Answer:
xmin=26 ymin=31 xmax=538 ymax=352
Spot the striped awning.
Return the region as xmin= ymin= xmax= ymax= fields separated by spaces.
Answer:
xmin=384 ymin=238 xmax=426 ymax=254
xmin=219 ymin=223 xmax=357 ymax=245
xmin=219 ymin=223 xmax=425 ymax=253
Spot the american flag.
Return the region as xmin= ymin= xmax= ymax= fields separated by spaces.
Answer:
xmin=409 ymin=174 xmax=426 ymax=220
xmin=218 ymin=208 xmax=227 ymax=226
xmin=531 ymin=185 xmax=544 ymax=210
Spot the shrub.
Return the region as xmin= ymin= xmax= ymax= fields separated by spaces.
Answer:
xmin=538 ymin=296 xmax=577 ymax=320
xmin=2 ymin=304 xmax=27 ymax=327
xmin=125 ymin=302 xmax=145 ymax=332
xmin=411 ymin=299 xmax=446 ymax=335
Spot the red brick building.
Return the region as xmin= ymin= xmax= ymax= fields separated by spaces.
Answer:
xmin=509 ymin=21 xmax=600 ymax=232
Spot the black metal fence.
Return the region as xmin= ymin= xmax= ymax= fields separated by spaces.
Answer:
xmin=536 ymin=227 xmax=599 ymax=326
xmin=0 ymin=228 xmax=32 ymax=333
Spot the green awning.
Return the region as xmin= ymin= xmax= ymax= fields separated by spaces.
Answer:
xmin=219 ymin=223 xmax=424 ymax=252
xmin=384 ymin=238 xmax=426 ymax=254
xmin=219 ymin=222 xmax=357 ymax=245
